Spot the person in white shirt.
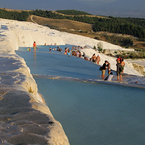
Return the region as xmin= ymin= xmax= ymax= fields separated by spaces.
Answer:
xmin=104 ymin=72 xmax=113 ymax=81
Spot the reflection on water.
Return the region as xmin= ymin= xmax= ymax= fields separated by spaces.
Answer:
xmin=16 ymin=46 xmax=145 ymax=145
xmin=33 ymin=51 xmax=36 ymax=69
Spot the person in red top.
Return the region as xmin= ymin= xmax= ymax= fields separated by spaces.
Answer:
xmin=33 ymin=41 xmax=36 ymax=51
xmin=116 ymin=55 xmax=122 ymax=63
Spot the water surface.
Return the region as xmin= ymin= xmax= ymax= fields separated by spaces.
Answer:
xmin=16 ymin=46 xmax=145 ymax=145
xmin=35 ymin=77 xmax=145 ymax=145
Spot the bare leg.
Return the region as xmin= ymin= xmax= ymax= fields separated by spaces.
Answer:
xmin=102 ymin=75 xmax=104 ymax=80
xmin=120 ymin=75 xmax=122 ymax=81
xmin=117 ymin=76 xmax=119 ymax=81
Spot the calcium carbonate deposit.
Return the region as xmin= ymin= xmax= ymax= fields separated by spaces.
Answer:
xmin=0 ymin=18 xmax=144 ymax=144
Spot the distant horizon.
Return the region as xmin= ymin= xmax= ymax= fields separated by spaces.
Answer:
xmin=0 ymin=0 xmax=145 ymax=18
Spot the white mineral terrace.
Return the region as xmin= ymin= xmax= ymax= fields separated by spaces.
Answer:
xmin=0 ymin=18 xmax=144 ymax=144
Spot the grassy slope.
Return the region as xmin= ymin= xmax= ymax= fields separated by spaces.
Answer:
xmin=27 ymin=15 xmax=93 ymax=31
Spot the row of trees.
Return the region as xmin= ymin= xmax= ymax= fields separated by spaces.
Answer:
xmin=93 ymin=18 xmax=145 ymax=39
xmin=0 ymin=9 xmax=145 ymax=39
xmin=56 ymin=9 xmax=92 ymax=15
xmin=0 ymin=9 xmax=29 ymax=21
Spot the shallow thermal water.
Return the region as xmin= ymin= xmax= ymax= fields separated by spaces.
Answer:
xmin=16 ymin=45 xmax=145 ymax=145
xmin=17 ymin=45 xmax=101 ymax=80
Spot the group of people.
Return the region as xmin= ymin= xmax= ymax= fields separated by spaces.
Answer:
xmin=33 ymin=41 xmax=127 ymax=82
xmin=64 ymin=46 xmax=82 ymax=58
xmin=90 ymin=54 xmax=100 ymax=65
xmin=64 ymin=47 xmax=102 ymax=65
xmin=63 ymin=46 xmax=102 ymax=66
xmin=27 ymin=41 xmax=37 ymax=52
xmin=101 ymin=55 xmax=125 ymax=82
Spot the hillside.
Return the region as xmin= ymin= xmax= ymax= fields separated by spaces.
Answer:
xmin=1 ymin=8 xmax=144 ymax=40
xmin=27 ymin=15 xmax=93 ymax=31
xmin=0 ymin=8 xmax=106 ymax=19
xmin=27 ymin=15 xmax=145 ymax=51
xmin=1 ymin=8 xmax=145 ymax=51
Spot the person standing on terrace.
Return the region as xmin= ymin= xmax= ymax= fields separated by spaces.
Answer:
xmin=116 ymin=55 xmax=122 ymax=63
xmin=101 ymin=60 xmax=108 ymax=80
xmin=96 ymin=55 xmax=100 ymax=65
xmin=33 ymin=41 xmax=37 ymax=52
xmin=121 ymin=59 xmax=125 ymax=74
xmin=116 ymin=60 xmax=122 ymax=81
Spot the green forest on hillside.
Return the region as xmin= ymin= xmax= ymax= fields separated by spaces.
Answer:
xmin=0 ymin=9 xmax=145 ymax=40
xmin=56 ymin=9 xmax=92 ymax=15
xmin=0 ymin=9 xmax=29 ymax=21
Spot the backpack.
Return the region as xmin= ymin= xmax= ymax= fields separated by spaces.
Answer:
xmin=99 ymin=66 xmax=103 ymax=71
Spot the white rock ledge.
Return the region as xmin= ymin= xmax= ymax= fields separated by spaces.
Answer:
xmin=0 ymin=19 xmax=69 ymax=145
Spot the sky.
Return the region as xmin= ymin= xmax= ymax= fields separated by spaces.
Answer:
xmin=0 ymin=0 xmax=145 ymax=18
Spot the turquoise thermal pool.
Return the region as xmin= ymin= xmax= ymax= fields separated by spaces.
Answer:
xmin=16 ymin=45 xmax=145 ymax=145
